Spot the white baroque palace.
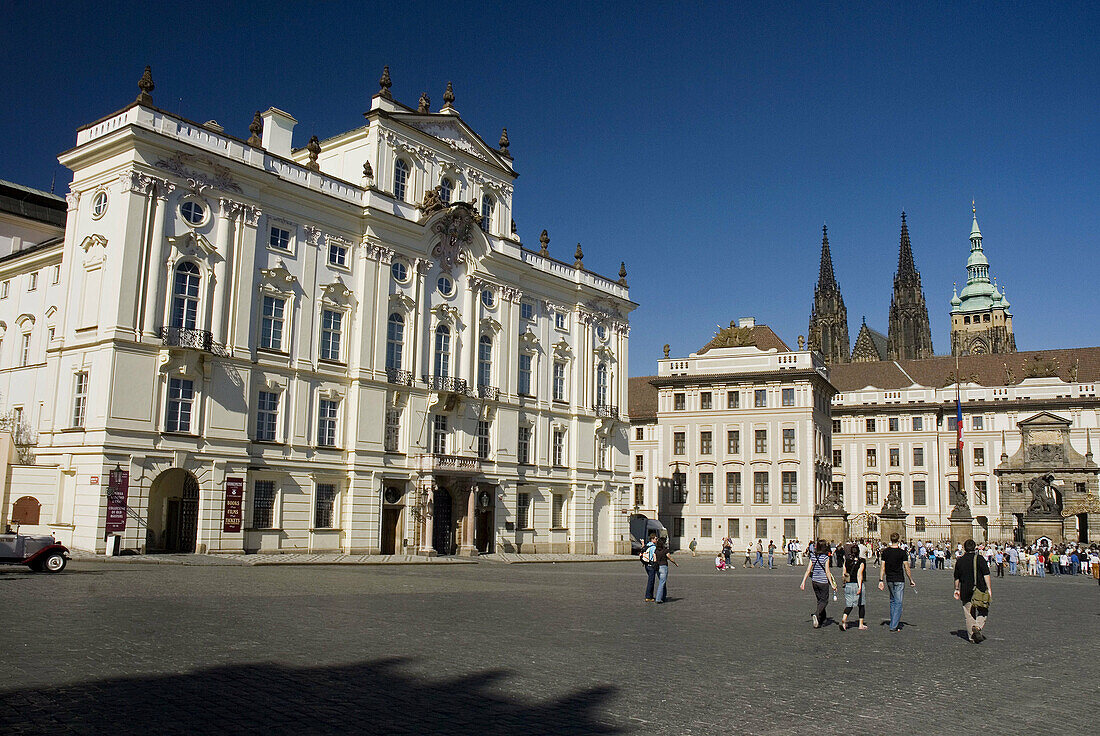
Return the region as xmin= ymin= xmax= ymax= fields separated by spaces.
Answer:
xmin=629 ymin=319 xmax=835 ymax=552
xmin=0 ymin=68 xmax=636 ymax=555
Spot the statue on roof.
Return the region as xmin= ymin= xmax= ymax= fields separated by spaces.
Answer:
xmin=419 ymin=185 xmax=445 ymax=215
xmin=705 ymin=321 xmax=754 ymax=350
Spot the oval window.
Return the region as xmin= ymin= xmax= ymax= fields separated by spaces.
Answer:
xmin=91 ymin=191 xmax=108 ymax=218
xmin=437 ymin=275 xmax=454 ymax=296
xmin=180 ymin=200 xmax=206 ymax=226
xmin=391 ymin=260 xmax=408 ymax=283
xmin=481 ymin=289 xmax=495 ymax=308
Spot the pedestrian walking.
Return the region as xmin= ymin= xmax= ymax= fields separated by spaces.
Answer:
xmin=953 ymin=538 xmax=992 ymax=643
xmin=841 ymin=543 xmax=868 ymax=631
xmin=994 ymin=548 xmax=1005 ymax=578
xmin=654 ymin=537 xmax=677 ymax=603
xmin=722 ymin=536 xmax=733 ymax=567
xmin=877 ymin=532 xmax=916 ymax=632
xmin=744 ymin=542 xmax=753 ymax=568
xmin=767 ymin=540 xmax=776 ymax=569
xmin=640 ymin=533 xmax=659 ymax=602
xmin=754 ymin=539 xmax=764 ymax=568
xmin=800 ymin=540 xmax=838 ymax=628
xmin=688 ymin=538 xmax=698 ymax=557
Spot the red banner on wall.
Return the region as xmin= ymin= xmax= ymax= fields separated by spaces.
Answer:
xmin=223 ymin=477 xmax=244 ymax=533
xmin=105 ymin=469 xmax=129 ymax=535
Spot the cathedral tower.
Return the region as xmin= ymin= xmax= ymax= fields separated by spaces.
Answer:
xmin=807 ymin=225 xmax=850 ymax=364
xmin=887 ymin=212 xmax=934 ymax=360
xmin=950 ymin=204 xmax=1015 ymax=356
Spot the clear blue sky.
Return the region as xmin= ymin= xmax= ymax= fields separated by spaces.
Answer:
xmin=2 ymin=2 xmax=1097 ymax=375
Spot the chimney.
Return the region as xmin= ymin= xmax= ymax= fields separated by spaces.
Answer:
xmin=738 ymin=317 xmax=756 ymax=328
xmin=260 ymin=107 xmax=297 ymax=157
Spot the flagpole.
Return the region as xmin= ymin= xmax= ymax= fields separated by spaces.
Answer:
xmin=955 ymin=354 xmax=964 ymax=511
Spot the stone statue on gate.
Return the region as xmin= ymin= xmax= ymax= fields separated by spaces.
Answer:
xmin=1027 ymin=473 xmax=1062 ymax=517
xmin=881 ymin=484 xmax=903 ymax=515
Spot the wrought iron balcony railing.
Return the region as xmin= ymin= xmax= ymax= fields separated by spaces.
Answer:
xmin=594 ymin=404 xmax=620 ymax=419
xmin=161 ymin=327 xmax=230 ymax=357
xmin=386 ymin=368 xmax=414 ymax=386
xmin=423 ymin=375 xmax=468 ymax=394
xmin=476 ymin=384 xmax=500 ymax=401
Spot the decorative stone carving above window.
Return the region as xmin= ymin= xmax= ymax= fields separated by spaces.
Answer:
xmin=518 ymin=329 xmax=541 ymax=354
xmin=320 ymin=277 xmax=355 ymax=307
xmin=389 ymin=293 xmax=416 ymax=314
xmin=167 ymin=232 xmax=217 ymax=259
xmin=79 ymin=234 xmax=108 ymax=268
xmin=430 ymin=303 xmax=462 ymax=327
xmin=594 ymin=344 xmax=616 ymax=364
xmin=155 ymin=151 xmax=242 ymax=194
xmin=259 ymin=260 xmax=297 ymax=294
xmin=552 ymin=338 xmax=574 ymax=361
xmin=480 ymin=316 xmax=502 ymax=335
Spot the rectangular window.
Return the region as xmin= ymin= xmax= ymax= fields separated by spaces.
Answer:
xmin=552 ymin=361 xmax=566 ymax=401
xmin=384 ymin=408 xmax=400 ymax=452
xmin=0 ymin=280 xmax=8 ymax=298
xmin=755 ymin=429 xmax=767 ymax=454
xmin=832 ymin=419 xmax=841 ymax=433
xmin=27 ymin=272 xmax=37 ymax=291
xmin=671 ymin=472 xmax=687 ymax=504
xmin=555 ymin=312 xmax=567 ymax=330
xmin=673 ymin=517 xmax=685 ymax=538
xmin=972 ymin=416 xmax=984 ymax=430
xmin=635 ymin=426 xmax=644 ymax=441
xmin=726 ymin=472 xmax=742 ymax=503
xmin=832 ymin=481 xmax=844 ymax=503
xmin=948 ymin=416 xmax=959 ymax=431
xmin=888 ymin=417 xmax=899 ymax=432
xmin=476 ymin=420 xmax=491 ymax=459
xmin=784 ymin=518 xmax=797 ymax=540
xmin=328 ymin=241 xmax=348 ymax=267
xmin=432 ymin=415 xmax=448 ymax=455
xmin=1076 ymin=482 xmax=1086 ymax=495
xmin=255 ymin=391 xmax=279 ymax=442
xmin=781 ymin=471 xmax=797 ymax=504
xmin=700 ymin=431 xmax=713 ymax=455
xmin=949 ymin=448 xmax=958 ymax=467
xmin=634 ymin=483 xmax=645 ymax=507
xmin=673 ymin=431 xmax=686 ymax=455
xmin=20 ymin=333 xmax=31 ymax=367
xmin=260 ymin=295 xmax=286 ymax=351
xmin=518 ymin=354 xmax=533 ymax=396
xmin=832 ymin=449 xmax=842 ymax=467
xmin=782 ymin=388 xmax=794 ymax=406
xmin=755 ymin=389 xmax=767 ymax=407
xmin=252 ymin=480 xmax=276 ymax=528
xmin=782 ymin=428 xmax=795 ymax=453
xmin=552 ymin=429 xmax=565 ymax=466
xmin=269 ymin=226 xmax=291 ymax=251
xmin=913 ymin=446 xmax=924 ymax=466
xmin=673 ymin=393 xmax=685 ymax=410
xmin=552 ymin=494 xmax=565 ymax=528
xmin=52 ymin=264 xmax=61 ymax=284
xmin=700 ymin=518 xmax=712 ymax=538
xmin=317 ymin=399 xmax=338 ymax=447
xmin=865 ymin=481 xmax=879 ymax=506
xmin=699 ymin=473 xmax=714 ymax=504
xmin=635 ymin=454 xmax=644 ymax=472
xmin=727 ymin=391 xmax=740 ymax=409
xmin=866 ymin=448 xmax=877 ymax=467
xmin=165 ymin=377 xmax=194 ymax=432
xmin=755 ymin=518 xmax=768 ymax=539
xmin=912 ymin=416 xmax=923 ymax=431
xmin=866 ymin=418 xmax=876 ymax=432
xmin=973 ymin=447 xmax=985 ymax=466
xmin=889 ymin=447 xmax=900 ymax=467
xmin=727 ymin=429 xmax=740 ymax=454
xmin=912 ymin=480 xmax=926 ymax=505
xmin=727 ymin=518 xmax=740 ymax=538
xmin=520 ymin=302 xmax=534 ymax=321
xmin=319 ymin=309 xmax=343 ymax=362
xmin=314 ymin=483 xmax=337 ymax=528
xmin=974 ymin=480 xmax=988 ymax=505
xmin=915 ymin=516 xmax=926 ymax=533
xmin=753 ymin=472 xmax=769 ymax=504
xmin=71 ymin=371 xmax=88 ymax=428
xmin=517 ymin=492 xmax=530 ymax=529
xmin=517 ymin=426 xmax=531 ymax=465
xmin=700 ymin=391 xmax=712 ymax=409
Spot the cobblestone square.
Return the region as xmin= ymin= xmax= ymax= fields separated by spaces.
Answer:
xmin=1 ymin=558 xmax=1097 ymax=734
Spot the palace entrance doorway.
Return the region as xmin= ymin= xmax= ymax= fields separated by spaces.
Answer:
xmin=432 ymin=487 xmax=454 ymax=556
xmin=147 ymin=469 xmax=199 ymax=553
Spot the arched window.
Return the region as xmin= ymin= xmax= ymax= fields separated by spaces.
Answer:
xmin=478 ymin=335 xmax=492 ymax=387
xmin=480 ymin=195 xmax=494 ymax=232
xmin=394 ymin=159 xmax=409 ymax=202
xmin=170 ymin=262 xmax=200 ymax=329
xmin=596 ymin=362 xmax=609 ymax=406
xmin=434 ymin=324 xmax=451 ymax=378
xmin=386 ymin=313 xmax=404 ymax=371
xmin=440 ymin=177 xmax=453 ymax=204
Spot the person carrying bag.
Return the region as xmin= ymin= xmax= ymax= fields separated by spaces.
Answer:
xmin=953 ymin=538 xmax=992 ymax=643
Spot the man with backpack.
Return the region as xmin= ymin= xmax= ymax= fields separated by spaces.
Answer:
xmin=953 ymin=538 xmax=992 ymax=643
xmin=640 ymin=533 xmax=659 ymax=601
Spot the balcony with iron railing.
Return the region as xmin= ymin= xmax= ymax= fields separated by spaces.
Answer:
xmin=594 ymin=403 xmax=620 ymax=419
xmin=475 ymin=384 xmax=500 ymax=401
xmin=386 ymin=368 xmax=414 ymax=386
xmin=422 ymin=375 xmax=469 ymax=394
xmin=161 ymin=327 xmax=230 ymax=357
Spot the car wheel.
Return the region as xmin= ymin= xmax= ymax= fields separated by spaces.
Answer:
xmin=40 ymin=552 xmax=67 ymax=573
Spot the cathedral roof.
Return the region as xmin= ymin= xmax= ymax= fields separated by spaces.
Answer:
xmin=829 ymin=346 xmax=1100 ymax=392
xmin=852 ymin=321 xmax=888 ymax=362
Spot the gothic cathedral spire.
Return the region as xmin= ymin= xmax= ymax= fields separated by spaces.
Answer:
xmin=807 ymin=224 xmax=851 ymax=364
xmin=887 ymin=212 xmax=934 ymax=360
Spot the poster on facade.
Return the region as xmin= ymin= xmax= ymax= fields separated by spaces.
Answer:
xmin=105 ymin=469 xmax=129 ymax=535
xmin=223 ymin=477 xmax=244 ymax=533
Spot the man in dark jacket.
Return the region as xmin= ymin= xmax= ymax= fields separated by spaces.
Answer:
xmin=953 ymin=538 xmax=992 ymax=643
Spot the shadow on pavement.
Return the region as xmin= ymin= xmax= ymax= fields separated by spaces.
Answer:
xmin=0 ymin=657 xmax=620 ymax=735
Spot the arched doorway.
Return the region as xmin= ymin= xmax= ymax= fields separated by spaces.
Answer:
xmin=147 ymin=469 xmax=200 ymax=553
xmin=474 ymin=487 xmax=495 ymax=554
xmin=11 ymin=496 xmax=41 ymax=525
xmin=592 ymin=492 xmax=610 ymax=554
xmin=432 ymin=487 xmax=454 ymax=556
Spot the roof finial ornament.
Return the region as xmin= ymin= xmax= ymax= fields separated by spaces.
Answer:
xmin=442 ymin=81 xmax=455 ymax=110
xmin=972 ymin=199 xmax=976 ymax=216
xmin=379 ymin=66 xmax=393 ymax=99
xmin=574 ymin=242 xmax=583 ymax=269
xmin=862 ymin=315 xmax=867 ymax=326
xmin=418 ymin=92 xmax=430 ymax=113
xmin=663 ymin=344 xmax=670 ymax=359
xmin=247 ymin=111 xmax=263 ymax=147
xmin=499 ymin=128 xmax=511 ymax=157
xmin=306 ymin=136 xmax=321 ymax=171
xmin=618 ymin=261 xmax=628 ymax=286
xmin=538 ymin=229 xmax=550 ymax=257
xmin=136 ymin=65 xmax=155 ymax=105
xmin=362 ymin=160 xmax=373 ymax=180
